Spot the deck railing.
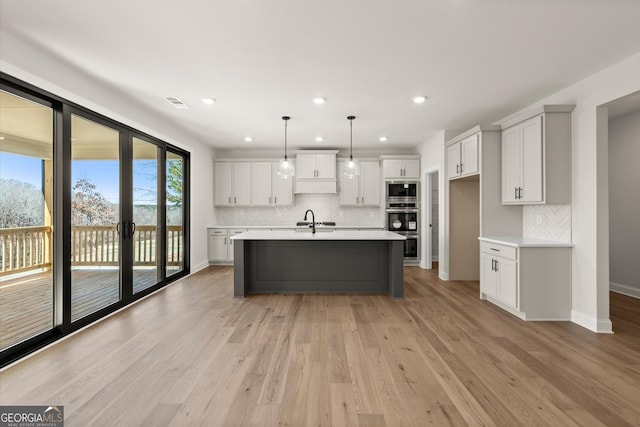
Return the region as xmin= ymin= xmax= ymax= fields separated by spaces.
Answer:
xmin=0 ymin=226 xmax=52 ymax=276
xmin=0 ymin=225 xmax=183 ymax=276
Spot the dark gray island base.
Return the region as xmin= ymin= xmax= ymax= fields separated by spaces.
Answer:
xmin=231 ymin=230 xmax=405 ymax=298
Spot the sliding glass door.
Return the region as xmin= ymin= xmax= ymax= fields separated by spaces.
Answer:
xmin=70 ymin=114 xmax=122 ymax=321
xmin=132 ymin=136 xmax=161 ymax=294
xmin=0 ymin=74 xmax=190 ymax=365
xmin=0 ymin=88 xmax=55 ymax=351
xmin=166 ymin=150 xmax=186 ymax=277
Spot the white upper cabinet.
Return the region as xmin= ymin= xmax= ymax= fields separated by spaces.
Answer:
xmin=214 ymin=162 xmax=250 ymax=206
xmin=295 ymin=150 xmax=338 ymax=193
xmin=447 ymin=134 xmax=478 ymax=180
xmin=360 ymin=162 xmax=381 ymax=206
xmin=296 ymin=152 xmax=336 ymax=179
xmin=251 ymin=162 xmax=273 ymax=206
xmin=271 ymin=162 xmax=293 ymax=206
xmin=382 ymin=158 xmax=420 ymax=179
xmin=213 ymin=162 xmax=232 ymax=206
xmin=232 ymin=162 xmax=251 ymax=206
xmin=501 ymin=105 xmax=573 ymax=205
xmin=338 ymin=161 xmax=381 ymax=206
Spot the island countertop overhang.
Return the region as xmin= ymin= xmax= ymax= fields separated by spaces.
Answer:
xmin=230 ymin=230 xmax=406 ymax=241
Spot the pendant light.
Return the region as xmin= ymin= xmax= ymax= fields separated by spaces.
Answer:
xmin=277 ymin=116 xmax=295 ymax=179
xmin=343 ymin=115 xmax=360 ymax=179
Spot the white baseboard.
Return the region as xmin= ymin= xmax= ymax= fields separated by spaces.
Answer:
xmin=439 ymin=271 xmax=449 ymax=281
xmin=610 ymin=281 xmax=640 ymax=299
xmin=571 ymin=310 xmax=613 ymax=333
xmin=432 ymin=256 xmax=439 ymax=262
xmin=191 ymin=260 xmax=210 ymax=274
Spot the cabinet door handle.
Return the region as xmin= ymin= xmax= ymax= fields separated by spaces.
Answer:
xmin=234 ymin=196 xmax=237 ymax=204
xmin=228 ymin=196 xmax=231 ymax=204
xmin=456 ymin=164 xmax=459 ymax=174
xmin=514 ymin=187 xmax=518 ymax=199
xmin=274 ymin=196 xmax=277 ymax=204
xmin=494 ymin=259 xmax=499 ymax=272
xmin=518 ymin=187 xmax=523 ymax=199
xmin=356 ymin=196 xmax=359 ymax=204
xmin=361 ymin=196 xmax=364 ymax=204
xmin=224 ymin=237 xmax=227 ymax=245
xmin=460 ymin=163 xmax=463 ymax=173
xmin=269 ymin=196 xmax=272 ymax=204
xmin=490 ymin=248 xmax=500 ymax=252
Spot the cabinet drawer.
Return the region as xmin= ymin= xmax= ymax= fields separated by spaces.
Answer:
xmin=480 ymin=241 xmax=517 ymax=260
xmin=229 ymin=228 xmax=248 ymax=235
xmin=208 ymin=229 xmax=227 ymax=236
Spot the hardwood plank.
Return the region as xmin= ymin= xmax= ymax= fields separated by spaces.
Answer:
xmin=1 ymin=265 xmax=640 ymax=427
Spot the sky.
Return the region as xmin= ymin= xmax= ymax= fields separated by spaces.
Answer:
xmin=0 ymin=152 xmax=159 ymax=205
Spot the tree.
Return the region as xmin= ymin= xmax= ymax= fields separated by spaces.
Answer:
xmin=167 ymin=159 xmax=183 ymax=207
xmin=0 ymin=179 xmax=43 ymax=228
xmin=71 ymin=177 xmax=117 ymax=226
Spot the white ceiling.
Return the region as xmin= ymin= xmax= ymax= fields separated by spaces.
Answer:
xmin=1 ymin=0 xmax=640 ymax=151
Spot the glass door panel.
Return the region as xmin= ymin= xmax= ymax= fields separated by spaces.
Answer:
xmin=132 ymin=137 xmax=160 ymax=293
xmin=0 ymin=89 xmax=54 ymax=350
xmin=71 ymin=114 xmax=121 ymax=321
xmin=166 ymin=151 xmax=184 ymax=276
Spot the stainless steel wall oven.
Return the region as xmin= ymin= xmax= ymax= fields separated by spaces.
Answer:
xmin=385 ymin=181 xmax=420 ymax=260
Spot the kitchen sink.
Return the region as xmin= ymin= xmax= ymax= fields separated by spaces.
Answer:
xmin=295 ymin=221 xmax=336 ymax=232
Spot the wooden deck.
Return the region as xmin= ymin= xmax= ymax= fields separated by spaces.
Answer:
xmin=0 ymin=269 xmax=157 ymax=351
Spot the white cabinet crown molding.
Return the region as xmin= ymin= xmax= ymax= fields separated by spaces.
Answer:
xmin=497 ymin=104 xmax=576 ymax=130
xmin=445 ymin=124 xmax=501 ymax=146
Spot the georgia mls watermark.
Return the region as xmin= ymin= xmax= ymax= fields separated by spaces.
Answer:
xmin=0 ymin=406 xmax=63 ymax=427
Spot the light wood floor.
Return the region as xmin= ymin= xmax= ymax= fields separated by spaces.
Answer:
xmin=1 ymin=266 xmax=640 ymax=426
xmin=0 ymin=269 xmax=158 ymax=350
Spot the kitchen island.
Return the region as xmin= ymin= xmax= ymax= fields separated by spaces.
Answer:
xmin=231 ymin=230 xmax=406 ymax=298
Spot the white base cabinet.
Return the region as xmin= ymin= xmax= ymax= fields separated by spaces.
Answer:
xmin=479 ymin=239 xmax=571 ymax=320
xmin=208 ymin=228 xmax=248 ymax=262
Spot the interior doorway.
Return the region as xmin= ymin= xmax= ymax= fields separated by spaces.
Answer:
xmin=422 ymin=169 xmax=440 ymax=270
xmin=606 ymin=91 xmax=640 ymax=301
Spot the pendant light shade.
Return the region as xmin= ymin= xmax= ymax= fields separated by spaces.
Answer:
xmin=343 ymin=115 xmax=360 ymax=179
xmin=277 ymin=116 xmax=295 ymax=179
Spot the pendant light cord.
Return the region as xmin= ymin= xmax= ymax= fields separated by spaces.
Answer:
xmin=348 ymin=115 xmax=355 ymax=161
xmin=282 ymin=116 xmax=290 ymax=160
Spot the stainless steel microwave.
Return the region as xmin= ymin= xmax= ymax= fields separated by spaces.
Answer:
xmin=386 ymin=181 xmax=418 ymax=200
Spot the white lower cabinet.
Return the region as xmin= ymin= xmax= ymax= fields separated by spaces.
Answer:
xmin=479 ymin=239 xmax=571 ymax=320
xmin=208 ymin=228 xmax=229 ymax=262
xmin=208 ymin=228 xmax=248 ymax=263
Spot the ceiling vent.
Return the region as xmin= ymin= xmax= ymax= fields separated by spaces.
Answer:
xmin=164 ymin=96 xmax=189 ymax=109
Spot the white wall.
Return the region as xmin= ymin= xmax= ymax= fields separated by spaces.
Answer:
xmin=0 ymin=32 xmax=216 ymax=274
xmin=609 ymin=109 xmax=640 ymax=298
xmin=498 ymin=51 xmax=640 ymax=332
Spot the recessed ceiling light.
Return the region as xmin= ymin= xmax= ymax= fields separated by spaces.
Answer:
xmin=313 ymin=97 xmax=327 ymax=105
xmin=0 ymin=136 xmax=5 ymax=140
xmin=202 ymin=97 xmax=216 ymax=105
xmin=379 ymin=136 xmax=388 ymax=142
xmin=412 ymin=95 xmax=427 ymax=104
xmin=315 ymin=136 xmax=324 ymax=142
xmin=244 ymin=137 xmax=253 ymax=142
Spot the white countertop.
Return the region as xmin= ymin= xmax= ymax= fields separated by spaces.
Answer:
xmin=479 ymin=236 xmax=574 ymax=248
xmin=231 ymin=230 xmax=406 ymax=241
xmin=208 ymin=225 xmax=385 ymax=230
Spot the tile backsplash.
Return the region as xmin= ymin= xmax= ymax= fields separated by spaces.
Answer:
xmin=523 ymin=204 xmax=571 ymax=242
xmin=214 ymin=194 xmax=384 ymax=227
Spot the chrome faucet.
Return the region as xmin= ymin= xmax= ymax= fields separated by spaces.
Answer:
xmin=304 ymin=209 xmax=316 ymax=234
